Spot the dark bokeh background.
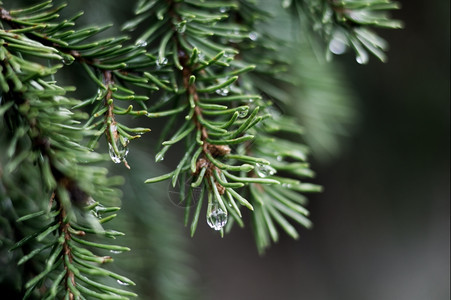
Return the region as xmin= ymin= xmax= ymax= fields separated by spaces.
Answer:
xmin=188 ymin=1 xmax=450 ymax=300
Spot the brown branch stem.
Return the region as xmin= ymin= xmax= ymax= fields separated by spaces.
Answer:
xmin=178 ymin=42 xmax=229 ymax=194
xmin=58 ymin=206 xmax=75 ymax=299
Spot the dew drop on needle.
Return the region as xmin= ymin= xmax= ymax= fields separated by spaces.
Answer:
xmin=207 ymin=202 xmax=227 ymax=231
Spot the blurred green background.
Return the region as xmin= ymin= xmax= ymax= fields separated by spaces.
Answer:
xmin=3 ymin=0 xmax=449 ymax=299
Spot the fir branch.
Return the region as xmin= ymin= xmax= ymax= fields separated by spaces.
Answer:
xmin=287 ymin=0 xmax=403 ymax=63
xmin=136 ymin=0 xmax=278 ymax=235
xmin=130 ymin=0 xmax=326 ymax=248
xmin=1 ymin=1 xmax=403 ymax=293
xmin=1 ymin=2 xmax=153 ymax=168
xmin=103 ymin=70 xmax=131 ymax=169
xmin=1 ymin=2 xmax=136 ymax=297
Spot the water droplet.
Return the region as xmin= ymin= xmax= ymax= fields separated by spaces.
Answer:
xmin=249 ymin=31 xmax=258 ymax=41
xmin=117 ymin=280 xmax=129 ymax=286
xmin=219 ymin=7 xmax=229 ymax=13
xmin=276 ymin=155 xmax=283 ymax=161
xmin=207 ymin=202 xmax=227 ymax=231
xmin=238 ymin=107 xmax=249 ymax=118
xmin=255 ymin=163 xmax=276 ymax=177
xmin=282 ymin=183 xmax=292 ymax=188
xmin=61 ymin=56 xmax=74 ymax=65
xmin=156 ymin=57 xmax=168 ymax=68
xmin=96 ymin=88 xmax=103 ymax=97
xmin=110 ymin=250 xmax=123 ymax=254
xmin=94 ymin=204 xmax=104 ymax=215
xmin=329 ymin=38 xmax=347 ymax=55
xmin=109 ymin=137 xmax=129 ymax=164
xmin=356 ymin=53 xmax=369 ymax=64
xmin=215 ymin=88 xmax=229 ymax=96
xmin=136 ymin=40 xmax=147 ymax=47
xmin=91 ymin=203 xmax=105 ymax=218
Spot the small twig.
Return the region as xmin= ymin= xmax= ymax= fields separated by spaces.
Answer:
xmin=58 ymin=202 xmax=75 ymax=298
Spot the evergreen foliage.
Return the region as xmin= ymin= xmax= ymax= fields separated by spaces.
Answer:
xmin=0 ymin=0 xmax=401 ymax=298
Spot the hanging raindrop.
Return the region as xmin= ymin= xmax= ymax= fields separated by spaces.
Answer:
xmin=61 ymin=56 xmax=74 ymax=65
xmin=328 ymin=30 xmax=348 ymax=56
xmin=329 ymin=38 xmax=347 ymax=55
xmin=255 ymin=163 xmax=276 ymax=177
xmin=207 ymin=202 xmax=227 ymax=231
xmin=109 ymin=136 xmax=129 ymax=164
xmin=356 ymin=53 xmax=369 ymax=64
